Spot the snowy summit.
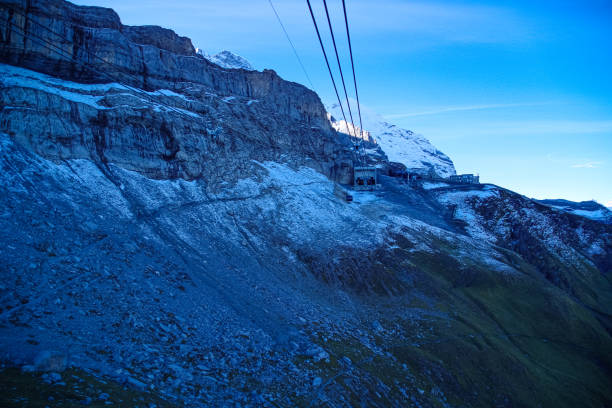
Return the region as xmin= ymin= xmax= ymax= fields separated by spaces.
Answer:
xmin=327 ymin=102 xmax=456 ymax=178
xmin=197 ymin=48 xmax=255 ymax=71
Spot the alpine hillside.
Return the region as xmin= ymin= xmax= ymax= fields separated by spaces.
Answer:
xmin=0 ymin=1 xmax=611 ymax=407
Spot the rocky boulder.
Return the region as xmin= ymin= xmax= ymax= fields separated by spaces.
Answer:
xmin=34 ymin=350 xmax=67 ymax=372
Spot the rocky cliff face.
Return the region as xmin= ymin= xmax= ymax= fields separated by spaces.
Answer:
xmin=0 ymin=1 xmax=611 ymax=407
xmin=0 ymin=0 xmax=355 ymax=184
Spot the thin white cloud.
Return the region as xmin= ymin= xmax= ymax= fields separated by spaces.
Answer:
xmin=384 ymin=102 xmax=551 ymax=119
xmin=499 ymin=120 xmax=612 ymax=135
xmin=546 ymin=154 xmax=607 ymax=169
xmin=411 ymin=120 xmax=612 ymax=139
xmin=571 ymin=161 xmax=604 ymax=168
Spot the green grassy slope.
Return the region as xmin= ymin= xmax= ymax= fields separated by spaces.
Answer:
xmin=298 ymin=234 xmax=612 ymax=407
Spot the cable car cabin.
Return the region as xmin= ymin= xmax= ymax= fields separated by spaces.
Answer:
xmin=353 ymin=166 xmax=378 ymax=191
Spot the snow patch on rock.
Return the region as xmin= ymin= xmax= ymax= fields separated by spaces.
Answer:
xmin=436 ymin=188 xmax=499 ymax=243
xmin=537 ymin=199 xmax=612 ymax=224
xmin=197 ymin=49 xmax=255 ymax=71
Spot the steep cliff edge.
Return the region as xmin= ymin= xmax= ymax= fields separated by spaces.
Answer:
xmin=0 ymin=0 xmax=355 ymax=183
xmin=0 ymin=1 xmax=611 ymax=407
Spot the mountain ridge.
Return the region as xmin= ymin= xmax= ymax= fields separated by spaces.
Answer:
xmin=535 ymin=198 xmax=612 ymax=223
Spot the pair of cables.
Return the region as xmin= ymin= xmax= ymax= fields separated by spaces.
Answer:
xmin=268 ymin=0 xmax=366 ymax=161
xmin=306 ymin=0 xmax=365 ymax=161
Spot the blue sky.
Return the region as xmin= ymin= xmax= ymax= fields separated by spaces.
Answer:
xmin=76 ymin=0 xmax=612 ymax=206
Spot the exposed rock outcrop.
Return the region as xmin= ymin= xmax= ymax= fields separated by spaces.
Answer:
xmin=0 ymin=0 xmax=355 ymax=183
xmin=123 ymin=25 xmax=195 ymax=56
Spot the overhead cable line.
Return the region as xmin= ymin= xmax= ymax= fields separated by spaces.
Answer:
xmin=305 ymin=0 xmax=356 ymax=141
xmin=341 ymin=0 xmax=365 ymax=149
xmin=267 ymin=0 xmax=315 ymax=91
xmin=322 ymin=0 xmax=357 ymax=143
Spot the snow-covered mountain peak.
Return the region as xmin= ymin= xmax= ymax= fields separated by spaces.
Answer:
xmin=196 ymin=48 xmax=255 ymax=71
xmin=327 ymin=102 xmax=456 ymax=178
xmin=536 ymin=199 xmax=612 ymax=224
